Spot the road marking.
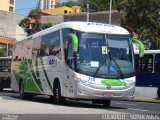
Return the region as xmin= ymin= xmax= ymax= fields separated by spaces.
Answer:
xmin=112 ymin=102 xmax=137 ymax=106
xmin=128 ymin=108 xmax=149 ymax=112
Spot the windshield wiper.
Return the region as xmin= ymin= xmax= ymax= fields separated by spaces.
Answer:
xmin=93 ymin=54 xmax=108 ymax=77
xmin=108 ymin=51 xmax=125 ymax=79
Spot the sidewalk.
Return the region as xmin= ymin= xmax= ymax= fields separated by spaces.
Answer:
xmin=133 ymin=97 xmax=160 ymax=103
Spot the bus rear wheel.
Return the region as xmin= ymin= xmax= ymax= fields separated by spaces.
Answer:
xmin=53 ymin=81 xmax=65 ymax=104
xmin=19 ymin=81 xmax=28 ymax=99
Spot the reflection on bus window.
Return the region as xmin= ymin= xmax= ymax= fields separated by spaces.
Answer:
xmin=0 ymin=59 xmax=11 ymax=72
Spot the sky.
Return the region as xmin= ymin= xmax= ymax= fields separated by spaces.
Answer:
xmin=16 ymin=0 xmax=68 ymax=16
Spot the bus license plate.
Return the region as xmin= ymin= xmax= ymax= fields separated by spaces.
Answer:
xmin=104 ymin=92 xmax=114 ymax=97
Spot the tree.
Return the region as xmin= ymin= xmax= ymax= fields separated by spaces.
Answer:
xmin=19 ymin=9 xmax=52 ymax=36
xmin=78 ymin=0 xmax=122 ymax=12
xmin=120 ymin=0 xmax=160 ymax=49
xmin=0 ymin=47 xmax=7 ymax=57
xmin=58 ymin=0 xmax=81 ymax=7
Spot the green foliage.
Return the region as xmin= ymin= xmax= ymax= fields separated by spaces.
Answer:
xmin=0 ymin=47 xmax=7 ymax=56
xmin=73 ymin=0 xmax=122 ymax=12
xmin=41 ymin=22 xmax=53 ymax=30
xmin=19 ymin=9 xmax=53 ymax=36
xmin=28 ymin=9 xmax=39 ymax=18
xmin=121 ymin=0 xmax=160 ymax=49
xmin=58 ymin=0 xmax=81 ymax=7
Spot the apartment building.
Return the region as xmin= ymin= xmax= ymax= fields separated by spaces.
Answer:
xmin=0 ymin=0 xmax=15 ymax=13
xmin=39 ymin=0 xmax=59 ymax=10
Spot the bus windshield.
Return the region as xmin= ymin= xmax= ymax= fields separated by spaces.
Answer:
xmin=76 ymin=32 xmax=134 ymax=78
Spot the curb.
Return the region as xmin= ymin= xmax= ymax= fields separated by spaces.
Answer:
xmin=133 ymin=97 xmax=160 ymax=103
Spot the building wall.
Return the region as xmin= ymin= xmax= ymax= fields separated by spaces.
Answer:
xmin=41 ymin=6 xmax=81 ymax=15
xmin=0 ymin=10 xmax=24 ymax=39
xmin=0 ymin=0 xmax=16 ymax=13
xmin=41 ymin=11 xmax=121 ymax=26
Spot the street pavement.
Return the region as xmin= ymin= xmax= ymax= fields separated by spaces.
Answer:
xmin=0 ymin=89 xmax=160 ymax=120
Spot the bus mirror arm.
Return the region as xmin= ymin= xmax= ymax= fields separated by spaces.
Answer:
xmin=132 ymin=37 xmax=144 ymax=57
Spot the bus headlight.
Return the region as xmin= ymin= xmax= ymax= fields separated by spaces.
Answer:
xmin=125 ymin=79 xmax=135 ymax=88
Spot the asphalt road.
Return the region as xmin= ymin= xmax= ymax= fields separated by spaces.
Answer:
xmin=0 ymin=90 xmax=160 ymax=120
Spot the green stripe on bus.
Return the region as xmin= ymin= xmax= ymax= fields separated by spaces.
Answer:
xmin=29 ymin=60 xmax=44 ymax=93
xmin=101 ymin=79 xmax=127 ymax=86
xmin=17 ymin=60 xmax=42 ymax=93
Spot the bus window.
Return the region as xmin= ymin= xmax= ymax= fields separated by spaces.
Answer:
xmin=155 ymin=54 xmax=160 ymax=72
xmin=135 ymin=54 xmax=153 ymax=72
xmin=40 ymin=31 xmax=61 ymax=59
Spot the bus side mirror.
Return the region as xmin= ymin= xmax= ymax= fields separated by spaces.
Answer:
xmin=132 ymin=37 xmax=144 ymax=57
xmin=68 ymin=33 xmax=78 ymax=52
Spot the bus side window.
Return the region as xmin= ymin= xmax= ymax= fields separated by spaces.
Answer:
xmin=136 ymin=55 xmax=153 ymax=72
xmin=155 ymin=54 xmax=160 ymax=72
xmin=142 ymin=55 xmax=153 ymax=72
xmin=135 ymin=55 xmax=140 ymax=71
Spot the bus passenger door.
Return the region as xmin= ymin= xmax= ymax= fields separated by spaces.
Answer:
xmin=64 ymin=42 xmax=75 ymax=97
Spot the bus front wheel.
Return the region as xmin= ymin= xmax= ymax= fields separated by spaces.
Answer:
xmin=102 ymin=100 xmax=111 ymax=108
xmin=53 ymin=81 xmax=65 ymax=104
xmin=92 ymin=100 xmax=111 ymax=108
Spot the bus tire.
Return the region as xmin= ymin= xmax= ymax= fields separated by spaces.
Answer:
xmin=102 ymin=100 xmax=111 ymax=108
xmin=0 ymin=88 xmax=3 ymax=92
xmin=53 ymin=81 xmax=65 ymax=104
xmin=157 ymin=87 xmax=160 ymax=99
xmin=19 ymin=81 xmax=27 ymax=99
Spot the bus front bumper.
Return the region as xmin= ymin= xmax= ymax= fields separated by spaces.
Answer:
xmin=75 ymin=82 xmax=135 ymax=100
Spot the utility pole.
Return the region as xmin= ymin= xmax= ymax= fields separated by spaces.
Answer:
xmin=86 ymin=0 xmax=89 ymax=22
xmin=109 ymin=0 xmax=112 ymax=24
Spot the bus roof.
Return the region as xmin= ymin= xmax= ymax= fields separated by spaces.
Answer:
xmin=134 ymin=50 xmax=160 ymax=55
xmin=16 ymin=22 xmax=130 ymax=44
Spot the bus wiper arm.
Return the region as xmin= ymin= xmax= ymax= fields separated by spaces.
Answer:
xmin=108 ymin=51 xmax=125 ymax=79
xmin=93 ymin=54 xmax=107 ymax=77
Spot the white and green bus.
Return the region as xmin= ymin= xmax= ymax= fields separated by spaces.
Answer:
xmin=11 ymin=22 xmax=144 ymax=107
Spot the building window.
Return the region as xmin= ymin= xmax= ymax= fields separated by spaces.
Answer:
xmin=10 ymin=0 xmax=14 ymax=5
xmin=64 ymin=10 xmax=67 ymax=13
xmin=9 ymin=6 xmax=14 ymax=12
xmin=51 ymin=0 xmax=54 ymax=4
